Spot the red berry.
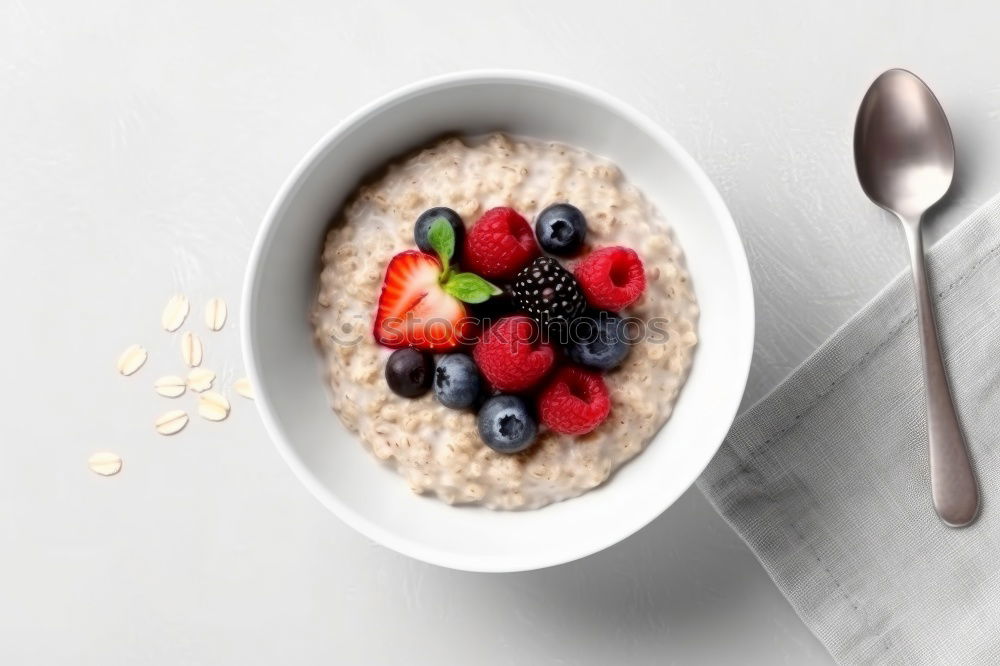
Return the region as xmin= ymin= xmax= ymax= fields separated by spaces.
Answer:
xmin=473 ymin=315 xmax=555 ymax=392
xmin=463 ymin=207 xmax=540 ymax=280
xmin=538 ymin=366 xmax=611 ymax=435
xmin=373 ymin=251 xmax=477 ymax=351
xmin=574 ymin=246 xmax=646 ymax=311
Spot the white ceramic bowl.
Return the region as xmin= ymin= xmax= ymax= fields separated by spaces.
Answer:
xmin=242 ymin=70 xmax=754 ymax=573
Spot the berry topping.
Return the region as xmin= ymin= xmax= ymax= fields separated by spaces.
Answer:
xmin=372 ymin=250 xmax=476 ymax=351
xmin=511 ymin=256 xmax=586 ymax=329
xmin=469 ymin=282 xmax=517 ymax=321
xmin=463 ymin=207 xmax=540 ymax=280
xmin=374 ymin=217 xmax=501 ymax=350
xmin=477 ymin=395 xmax=538 ymax=454
xmin=473 ymin=315 xmax=555 ymax=392
xmin=568 ymin=312 xmax=632 ymax=370
xmin=574 ymin=246 xmax=646 ymax=311
xmin=415 ymin=207 xmax=465 ymax=258
xmin=433 ymin=353 xmax=482 ymax=409
xmin=535 ymin=203 xmax=587 ymax=255
xmin=384 ymin=348 xmax=434 ymax=398
xmin=538 ymin=365 xmax=611 ymax=435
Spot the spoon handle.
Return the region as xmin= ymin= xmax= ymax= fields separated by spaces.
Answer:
xmin=900 ymin=216 xmax=979 ymax=526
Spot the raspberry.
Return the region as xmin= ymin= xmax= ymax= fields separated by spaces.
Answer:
xmin=463 ymin=207 xmax=540 ymax=280
xmin=574 ymin=246 xmax=646 ymax=311
xmin=538 ymin=366 xmax=611 ymax=435
xmin=473 ymin=316 xmax=555 ymax=392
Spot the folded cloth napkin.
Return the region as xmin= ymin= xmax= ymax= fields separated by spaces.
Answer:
xmin=698 ymin=195 xmax=1000 ymax=664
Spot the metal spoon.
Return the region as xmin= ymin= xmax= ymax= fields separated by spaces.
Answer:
xmin=854 ymin=68 xmax=979 ymax=527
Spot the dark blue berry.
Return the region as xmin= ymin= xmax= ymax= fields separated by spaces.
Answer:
xmin=469 ymin=282 xmax=516 ymax=322
xmin=414 ymin=207 xmax=465 ymax=257
xmin=385 ymin=348 xmax=434 ymax=398
xmin=535 ymin=203 xmax=587 ymax=256
xmin=477 ymin=395 xmax=537 ymax=454
xmin=433 ymin=354 xmax=481 ymax=409
xmin=568 ymin=312 xmax=631 ymax=370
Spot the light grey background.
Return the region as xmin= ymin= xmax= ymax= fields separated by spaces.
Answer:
xmin=3 ymin=1 xmax=998 ymax=663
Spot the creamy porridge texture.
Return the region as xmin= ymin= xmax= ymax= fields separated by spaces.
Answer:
xmin=312 ymin=134 xmax=698 ymax=510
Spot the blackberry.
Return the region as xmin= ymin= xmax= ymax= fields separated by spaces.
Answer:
xmin=511 ymin=257 xmax=586 ymax=330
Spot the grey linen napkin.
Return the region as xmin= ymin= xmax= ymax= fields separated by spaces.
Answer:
xmin=698 ymin=195 xmax=1000 ymax=664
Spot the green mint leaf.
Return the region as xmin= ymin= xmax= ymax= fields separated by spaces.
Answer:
xmin=444 ymin=272 xmax=503 ymax=304
xmin=427 ymin=217 xmax=454 ymax=266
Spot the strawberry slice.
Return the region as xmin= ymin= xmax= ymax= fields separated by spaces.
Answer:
xmin=373 ymin=250 xmax=476 ymax=351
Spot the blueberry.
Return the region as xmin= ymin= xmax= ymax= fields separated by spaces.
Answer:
xmin=567 ymin=312 xmax=631 ymax=370
xmin=385 ymin=348 xmax=434 ymax=398
xmin=414 ymin=207 xmax=465 ymax=257
xmin=535 ymin=203 xmax=587 ymax=256
xmin=477 ymin=395 xmax=537 ymax=454
xmin=433 ymin=353 xmax=481 ymax=409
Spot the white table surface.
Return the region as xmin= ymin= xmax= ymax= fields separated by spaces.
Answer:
xmin=5 ymin=1 xmax=999 ymax=663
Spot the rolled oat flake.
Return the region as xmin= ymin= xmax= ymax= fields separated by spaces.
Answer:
xmin=180 ymin=331 xmax=203 ymax=367
xmin=234 ymin=377 xmax=254 ymax=399
xmin=155 ymin=409 xmax=189 ymax=435
xmin=153 ymin=375 xmax=186 ymax=398
xmin=161 ymin=294 xmax=190 ymax=332
xmin=204 ymin=298 xmax=227 ymax=331
xmin=186 ymin=368 xmax=215 ymax=392
xmin=117 ymin=344 xmax=148 ymax=376
xmin=88 ymin=451 xmax=123 ymax=476
xmin=198 ymin=391 xmax=230 ymax=421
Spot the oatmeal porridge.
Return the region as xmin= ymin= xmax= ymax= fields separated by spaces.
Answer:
xmin=311 ymin=133 xmax=698 ymax=510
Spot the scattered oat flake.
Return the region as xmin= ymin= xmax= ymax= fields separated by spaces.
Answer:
xmin=198 ymin=391 xmax=230 ymax=421
xmin=117 ymin=344 xmax=147 ymax=376
xmin=155 ymin=409 xmax=189 ymax=435
xmin=154 ymin=375 xmax=186 ymax=398
xmin=180 ymin=331 xmax=203 ymax=367
xmin=88 ymin=451 xmax=122 ymax=476
xmin=187 ymin=368 xmax=215 ymax=392
xmin=161 ymin=294 xmax=190 ymax=332
xmin=234 ymin=377 xmax=254 ymax=399
xmin=205 ymin=298 xmax=227 ymax=331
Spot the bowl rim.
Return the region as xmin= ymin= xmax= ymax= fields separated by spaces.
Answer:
xmin=241 ymin=69 xmax=755 ymax=572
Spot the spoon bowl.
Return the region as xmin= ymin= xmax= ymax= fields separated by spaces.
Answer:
xmin=854 ymin=69 xmax=955 ymax=219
